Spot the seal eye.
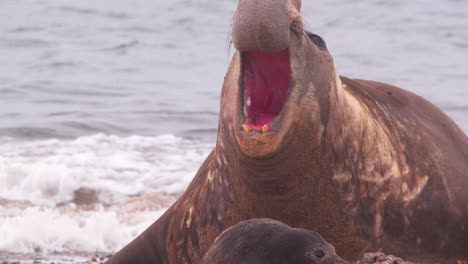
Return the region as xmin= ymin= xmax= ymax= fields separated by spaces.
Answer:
xmin=313 ymin=249 xmax=325 ymax=259
xmin=307 ymin=32 xmax=327 ymax=50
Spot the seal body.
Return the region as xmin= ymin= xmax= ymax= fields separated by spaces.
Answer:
xmin=201 ymin=218 xmax=345 ymax=264
xmin=106 ymin=0 xmax=468 ymax=263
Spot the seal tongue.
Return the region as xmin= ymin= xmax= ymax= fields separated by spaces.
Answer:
xmin=244 ymin=50 xmax=290 ymax=131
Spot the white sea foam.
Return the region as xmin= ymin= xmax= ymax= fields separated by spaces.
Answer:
xmin=0 ymin=204 xmax=164 ymax=254
xmin=0 ymin=134 xmax=213 ymax=254
xmin=0 ymin=134 xmax=213 ymax=206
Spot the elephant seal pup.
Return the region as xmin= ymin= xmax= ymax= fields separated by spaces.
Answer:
xmin=107 ymin=0 xmax=468 ymax=263
xmin=201 ymin=218 xmax=346 ymax=264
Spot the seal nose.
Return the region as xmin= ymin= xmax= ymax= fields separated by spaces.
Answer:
xmin=231 ymin=0 xmax=302 ymax=51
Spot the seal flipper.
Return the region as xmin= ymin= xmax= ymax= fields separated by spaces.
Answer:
xmin=105 ymin=208 xmax=172 ymax=264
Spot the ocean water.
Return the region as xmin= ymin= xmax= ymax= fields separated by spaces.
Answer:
xmin=0 ymin=0 xmax=467 ymax=261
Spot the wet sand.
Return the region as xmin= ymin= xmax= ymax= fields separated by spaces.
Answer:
xmin=0 ymin=252 xmax=111 ymax=264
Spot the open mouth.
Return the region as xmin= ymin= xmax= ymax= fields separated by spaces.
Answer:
xmin=243 ymin=49 xmax=291 ymax=132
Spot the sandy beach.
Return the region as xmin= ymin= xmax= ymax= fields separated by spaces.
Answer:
xmin=0 ymin=252 xmax=111 ymax=264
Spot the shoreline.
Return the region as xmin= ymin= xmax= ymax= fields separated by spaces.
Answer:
xmin=0 ymin=252 xmax=112 ymax=264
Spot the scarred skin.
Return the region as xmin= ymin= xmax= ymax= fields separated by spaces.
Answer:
xmin=106 ymin=0 xmax=468 ymax=263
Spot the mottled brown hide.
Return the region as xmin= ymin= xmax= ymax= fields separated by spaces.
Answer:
xmin=106 ymin=0 xmax=468 ymax=263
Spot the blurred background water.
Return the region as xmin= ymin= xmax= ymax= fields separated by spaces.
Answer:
xmin=0 ymin=0 xmax=467 ymax=259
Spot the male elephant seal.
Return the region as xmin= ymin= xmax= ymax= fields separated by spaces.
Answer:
xmin=201 ymin=218 xmax=346 ymax=264
xmin=107 ymin=0 xmax=468 ymax=263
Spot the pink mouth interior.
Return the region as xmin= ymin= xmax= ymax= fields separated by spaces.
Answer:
xmin=244 ymin=50 xmax=290 ymax=131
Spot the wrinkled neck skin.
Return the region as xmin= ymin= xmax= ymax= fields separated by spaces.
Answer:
xmin=214 ymin=31 xmax=360 ymax=217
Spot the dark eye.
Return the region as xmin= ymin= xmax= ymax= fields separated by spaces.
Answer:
xmin=314 ymin=249 xmax=325 ymax=259
xmin=307 ymin=32 xmax=327 ymax=50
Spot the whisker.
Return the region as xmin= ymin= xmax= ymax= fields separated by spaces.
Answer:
xmin=301 ymin=16 xmax=313 ymax=34
xmin=303 ymin=30 xmax=314 ymax=51
xmin=226 ymin=24 xmax=233 ymax=59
